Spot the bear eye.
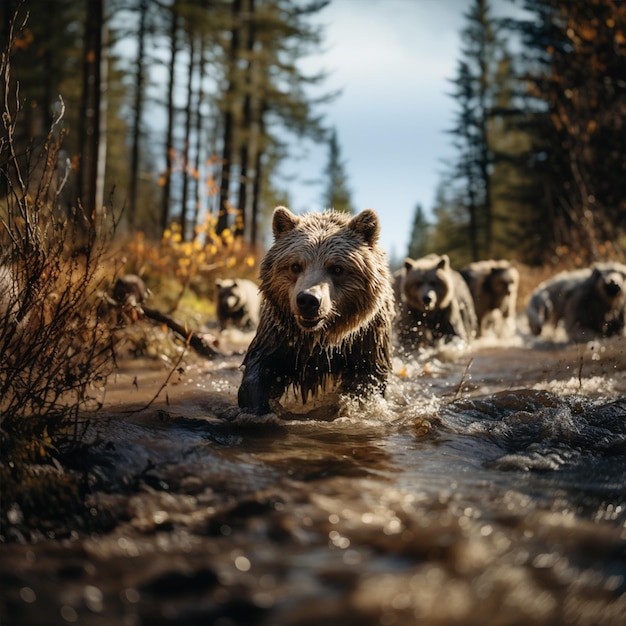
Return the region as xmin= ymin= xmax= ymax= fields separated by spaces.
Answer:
xmin=329 ymin=264 xmax=344 ymax=276
xmin=290 ymin=263 xmax=303 ymax=275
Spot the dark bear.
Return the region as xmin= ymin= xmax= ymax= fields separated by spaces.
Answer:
xmin=461 ymin=259 xmax=519 ymax=338
xmin=113 ymin=274 xmax=150 ymax=307
xmin=527 ymin=262 xmax=626 ymax=342
xmin=215 ymin=278 xmax=261 ymax=331
xmin=394 ymin=253 xmax=477 ymax=351
xmin=237 ymin=206 xmax=395 ymax=417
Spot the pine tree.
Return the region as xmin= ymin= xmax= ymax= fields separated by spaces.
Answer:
xmin=407 ymin=204 xmax=430 ymax=260
xmin=321 ymin=128 xmax=354 ymax=214
xmin=447 ymin=0 xmax=502 ymax=261
xmin=214 ymin=0 xmax=334 ymax=240
xmin=428 ymin=179 xmax=476 ymax=267
xmin=506 ymin=0 xmax=626 ymax=263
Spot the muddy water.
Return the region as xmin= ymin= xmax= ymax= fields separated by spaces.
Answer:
xmin=2 ymin=330 xmax=626 ymax=626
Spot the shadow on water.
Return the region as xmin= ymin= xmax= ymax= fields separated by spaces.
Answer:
xmin=2 ymin=335 xmax=626 ymax=625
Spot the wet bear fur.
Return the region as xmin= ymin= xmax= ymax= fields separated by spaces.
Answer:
xmin=461 ymin=259 xmax=519 ymax=338
xmin=394 ymin=253 xmax=478 ymax=350
xmin=238 ymin=206 xmax=395 ymax=417
xmin=527 ymin=262 xmax=626 ymax=342
xmin=216 ymin=278 xmax=261 ymax=331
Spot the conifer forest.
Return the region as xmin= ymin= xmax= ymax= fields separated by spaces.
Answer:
xmin=2 ymin=0 xmax=625 ymax=267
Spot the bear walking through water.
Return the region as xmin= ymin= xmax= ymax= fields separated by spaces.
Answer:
xmin=461 ymin=259 xmax=519 ymax=339
xmin=393 ymin=253 xmax=477 ymax=352
xmin=237 ymin=206 xmax=395 ymax=418
xmin=526 ymin=262 xmax=626 ymax=342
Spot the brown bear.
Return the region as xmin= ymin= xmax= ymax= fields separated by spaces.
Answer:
xmin=215 ymin=278 xmax=261 ymax=331
xmin=460 ymin=259 xmax=519 ymax=338
xmin=113 ymin=274 xmax=150 ymax=307
xmin=526 ymin=268 xmax=589 ymax=337
xmin=394 ymin=253 xmax=477 ymax=351
xmin=237 ymin=206 xmax=395 ymax=417
xmin=527 ymin=262 xmax=626 ymax=342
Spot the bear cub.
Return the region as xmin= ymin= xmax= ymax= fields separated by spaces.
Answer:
xmin=237 ymin=206 xmax=395 ymax=417
xmin=215 ymin=278 xmax=261 ymax=331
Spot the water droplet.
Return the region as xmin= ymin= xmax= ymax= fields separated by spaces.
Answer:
xmin=20 ymin=587 xmax=36 ymax=603
xmin=235 ymin=555 xmax=251 ymax=571
xmin=83 ymin=585 xmax=103 ymax=612
xmin=60 ymin=605 xmax=78 ymax=622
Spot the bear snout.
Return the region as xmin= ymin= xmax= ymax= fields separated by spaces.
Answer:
xmin=297 ymin=291 xmax=320 ymax=315
xmin=295 ymin=289 xmax=326 ymax=328
xmin=421 ymin=290 xmax=437 ymax=311
xmin=225 ymin=294 xmax=240 ymax=310
xmin=604 ymin=278 xmax=622 ymax=298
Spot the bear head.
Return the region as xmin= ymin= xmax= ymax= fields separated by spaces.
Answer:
xmin=591 ymin=263 xmax=626 ymax=305
xmin=258 ymin=206 xmax=391 ymax=345
xmin=216 ymin=278 xmax=246 ymax=314
xmin=402 ymin=254 xmax=454 ymax=312
xmin=486 ymin=265 xmax=519 ymax=301
xmin=113 ymin=274 xmax=150 ymax=307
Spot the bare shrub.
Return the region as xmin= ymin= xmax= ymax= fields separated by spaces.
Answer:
xmin=0 ymin=12 xmax=122 ymax=538
xmin=0 ymin=18 xmax=117 ymax=436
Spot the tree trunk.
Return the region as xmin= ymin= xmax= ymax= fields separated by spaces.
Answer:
xmin=236 ymin=0 xmax=254 ymax=239
xmin=128 ymin=0 xmax=147 ymax=231
xmin=180 ymin=29 xmax=196 ymax=241
xmin=77 ymin=0 xmax=105 ymax=222
xmin=250 ymin=102 xmax=266 ymax=247
xmin=217 ymin=0 xmax=242 ymax=234
xmin=192 ymin=37 xmax=206 ymax=236
xmin=161 ymin=2 xmax=178 ymax=236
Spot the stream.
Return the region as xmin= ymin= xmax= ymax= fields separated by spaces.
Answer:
xmin=2 ymin=329 xmax=626 ymax=625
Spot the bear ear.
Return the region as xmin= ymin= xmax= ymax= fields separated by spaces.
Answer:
xmin=404 ymin=258 xmax=416 ymax=272
xmin=272 ymin=206 xmax=299 ymax=239
xmin=437 ymin=254 xmax=450 ymax=270
xmin=349 ymin=209 xmax=380 ymax=246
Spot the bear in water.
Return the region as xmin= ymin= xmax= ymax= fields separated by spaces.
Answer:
xmin=394 ymin=253 xmax=477 ymax=351
xmin=527 ymin=262 xmax=626 ymax=342
xmin=460 ymin=259 xmax=519 ymax=338
xmin=237 ymin=206 xmax=395 ymax=418
xmin=215 ymin=278 xmax=261 ymax=331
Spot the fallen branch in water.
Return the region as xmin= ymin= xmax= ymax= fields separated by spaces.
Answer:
xmin=111 ymin=274 xmax=224 ymax=359
xmin=142 ymin=306 xmax=223 ymax=359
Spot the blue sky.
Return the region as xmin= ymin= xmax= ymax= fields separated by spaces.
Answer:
xmin=279 ymin=0 xmax=485 ymax=262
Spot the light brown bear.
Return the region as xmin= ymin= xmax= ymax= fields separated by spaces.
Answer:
xmin=215 ymin=278 xmax=261 ymax=331
xmin=237 ymin=206 xmax=395 ymax=417
xmin=527 ymin=262 xmax=626 ymax=342
xmin=460 ymin=259 xmax=519 ymax=338
xmin=394 ymin=253 xmax=478 ymax=351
